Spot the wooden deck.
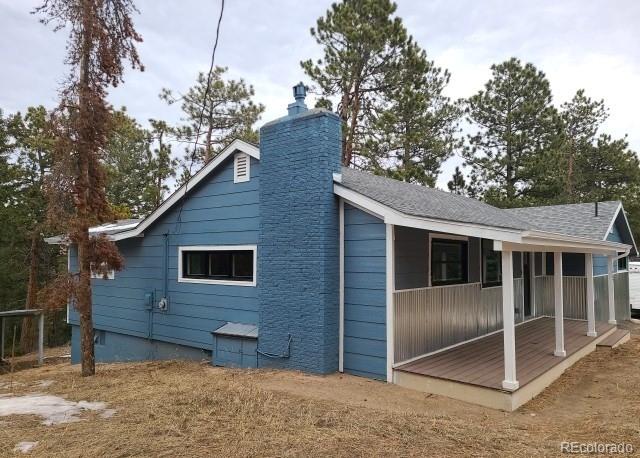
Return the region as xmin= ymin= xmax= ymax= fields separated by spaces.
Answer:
xmin=395 ymin=317 xmax=614 ymax=391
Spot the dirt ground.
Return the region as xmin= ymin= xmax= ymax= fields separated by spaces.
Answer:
xmin=1 ymin=335 xmax=639 ymax=457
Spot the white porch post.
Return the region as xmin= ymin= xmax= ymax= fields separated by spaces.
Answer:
xmin=554 ymin=252 xmax=566 ymax=357
xmin=607 ymin=255 xmax=617 ymax=325
xmin=501 ymin=250 xmax=518 ymax=390
xmin=385 ymin=224 xmax=395 ymax=383
xmin=585 ymin=253 xmax=597 ymax=337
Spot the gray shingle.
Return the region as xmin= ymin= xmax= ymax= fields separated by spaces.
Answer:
xmin=504 ymin=201 xmax=620 ymax=241
xmin=339 ymin=167 xmax=530 ymax=231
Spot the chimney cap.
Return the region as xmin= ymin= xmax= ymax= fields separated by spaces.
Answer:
xmin=287 ymin=82 xmax=308 ymax=116
xmin=293 ymin=82 xmax=307 ymax=101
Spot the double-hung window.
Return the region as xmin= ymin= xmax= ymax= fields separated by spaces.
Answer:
xmin=179 ymin=246 xmax=256 ymax=286
xmin=431 ymin=238 xmax=468 ymax=286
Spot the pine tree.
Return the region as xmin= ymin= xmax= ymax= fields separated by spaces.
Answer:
xmin=559 ymin=90 xmax=608 ymax=198
xmin=147 ymin=119 xmax=177 ymax=209
xmin=103 ymin=108 xmax=151 ymax=217
xmin=6 ymin=107 xmax=57 ymax=353
xmin=161 ymin=67 xmax=264 ymax=174
xmin=463 ymin=58 xmax=558 ymax=207
xmin=364 ymin=41 xmax=460 ymax=185
xmin=447 ymin=166 xmax=467 ymax=195
xmin=301 ymin=0 xmax=409 ymax=167
xmin=37 ymin=0 xmax=142 ymax=376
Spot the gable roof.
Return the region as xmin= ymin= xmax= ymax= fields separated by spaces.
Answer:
xmin=505 ymin=201 xmax=637 ymax=255
xmin=335 ymin=168 xmax=633 ymax=254
xmin=338 ymin=167 xmax=530 ymax=231
xmin=45 ymin=139 xmax=259 ymax=244
xmin=504 ymin=201 xmax=619 ymax=240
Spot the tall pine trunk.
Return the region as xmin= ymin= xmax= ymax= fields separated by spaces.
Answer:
xmin=76 ymin=1 xmax=95 ymax=377
xmin=20 ymin=231 xmax=40 ymax=354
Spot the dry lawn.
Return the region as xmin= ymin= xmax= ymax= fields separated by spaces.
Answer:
xmin=1 ymin=337 xmax=639 ymax=457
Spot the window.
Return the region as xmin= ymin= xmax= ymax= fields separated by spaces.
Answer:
xmin=431 ymin=238 xmax=467 ymax=286
xmin=618 ymin=256 xmax=628 ymax=271
xmin=562 ymin=253 xmax=585 ymax=276
xmin=482 ymin=239 xmax=501 ymax=287
xmin=179 ymin=246 xmax=256 ymax=286
xmin=90 ymin=262 xmax=114 ymax=280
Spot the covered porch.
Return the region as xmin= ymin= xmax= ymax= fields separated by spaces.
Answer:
xmin=388 ymin=226 xmax=630 ymax=410
xmin=394 ymin=317 xmax=616 ymax=410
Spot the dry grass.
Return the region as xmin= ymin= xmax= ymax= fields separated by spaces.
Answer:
xmin=1 ymin=338 xmax=640 ymax=457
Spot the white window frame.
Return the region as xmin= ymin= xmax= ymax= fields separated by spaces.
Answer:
xmin=90 ymin=262 xmax=115 ymax=280
xmin=178 ymin=245 xmax=257 ymax=287
xmin=234 ymin=152 xmax=250 ymax=183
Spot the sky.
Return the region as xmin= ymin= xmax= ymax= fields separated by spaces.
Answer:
xmin=1 ymin=0 xmax=639 ymax=189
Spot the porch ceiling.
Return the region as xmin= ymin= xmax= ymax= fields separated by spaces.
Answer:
xmin=395 ymin=317 xmax=614 ymax=391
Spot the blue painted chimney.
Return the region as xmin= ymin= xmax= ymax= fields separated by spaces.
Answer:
xmin=258 ymin=83 xmax=341 ymax=374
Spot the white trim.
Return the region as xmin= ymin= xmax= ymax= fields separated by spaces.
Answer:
xmin=529 ymin=251 xmax=536 ymax=318
xmin=607 ymin=255 xmax=616 ymax=324
xmin=501 ymin=250 xmax=518 ymax=390
xmin=604 ymin=202 xmax=638 ymax=254
xmin=334 ymin=184 xmax=524 ymax=242
xmin=90 ymin=262 xmax=115 ymax=280
xmin=385 ymin=224 xmax=395 ymax=383
xmin=233 ymin=152 xmax=250 ymax=183
xmin=177 ymin=244 xmax=257 ymax=287
xmin=335 ymin=183 xmax=634 ymax=255
xmin=339 ymin=199 xmax=345 ymax=373
xmin=110 ymin=140 xmax=259 ymax=242
xmin=585 ymin=253 xmax=597 ymax=337
xmin=553 ymin=252 xmax=566 ymax=357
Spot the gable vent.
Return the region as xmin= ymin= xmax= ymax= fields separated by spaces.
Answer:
xmin=234 ymin=152 xmax=250 ymax=183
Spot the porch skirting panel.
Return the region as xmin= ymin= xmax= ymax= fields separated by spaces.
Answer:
xmin=394 ymin=272 xmax=629 ymax=363
xmin=393 ymin=283 xmax=504 ymax=362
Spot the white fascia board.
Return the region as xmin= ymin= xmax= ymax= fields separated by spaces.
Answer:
xmin=111 ymin=139 xmax=259 ymax=241
xmin=499 ymin=239 xmax=627 ymax=256
xmin=334 ymin=184 xmax=523 ymax=243
xmin=605 ymin=203 xmax=638 ymax=255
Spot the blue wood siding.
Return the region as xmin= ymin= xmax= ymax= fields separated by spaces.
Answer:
xmin=69 ymin=156 xmax=260 ymax=351
xmin=593 ymin=221 xmax=623 ymax=276
xmin=343 ymin=204 xmax=386 ymax=380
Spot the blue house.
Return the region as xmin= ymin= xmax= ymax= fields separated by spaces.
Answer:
xmin=48 ymin=83 xmax=637 ymax=411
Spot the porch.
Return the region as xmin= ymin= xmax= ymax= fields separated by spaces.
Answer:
xmin=394 ymin=317 xmax=616 ymax=411
xmin=387 ymin=225 xmax=630 ymax=410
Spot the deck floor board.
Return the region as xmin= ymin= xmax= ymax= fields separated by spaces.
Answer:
xmin=396 ymin=317 xmax=614 ymax=390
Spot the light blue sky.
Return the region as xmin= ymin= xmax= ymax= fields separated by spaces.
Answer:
xmin=1 ymin=0 xmax=639 ymax=189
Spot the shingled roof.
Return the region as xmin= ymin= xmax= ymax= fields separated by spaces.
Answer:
xmin=339 ymin=167 xmax=530 ymax=231
xmin=504 ymin=201 xmax=621 ymax=241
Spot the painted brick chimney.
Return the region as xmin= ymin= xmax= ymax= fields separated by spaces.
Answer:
xmin=257 ymin=83 xmax=342 ymax=373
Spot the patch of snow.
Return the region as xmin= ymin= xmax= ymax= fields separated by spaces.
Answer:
xmin=0 ymin=394 xmax=113 ymax=425
xmin=34 ymin=380 xmax=54 ymax=388
xmin=14 ymin=442 xmax=38 ymax=453
xmin=100 ymin=409 xmax=116 ymax=419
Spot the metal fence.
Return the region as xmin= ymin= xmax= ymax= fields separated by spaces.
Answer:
xmin=394 ymin=272 xmax=629 ymax=363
